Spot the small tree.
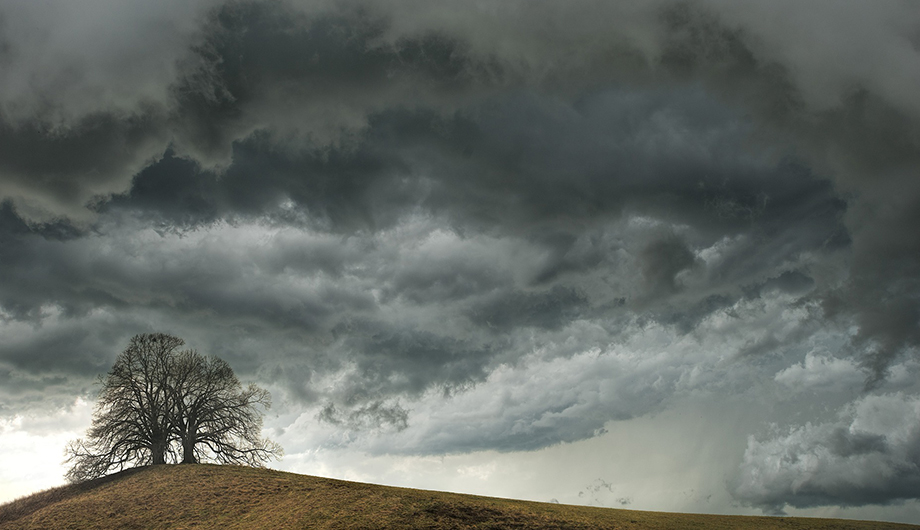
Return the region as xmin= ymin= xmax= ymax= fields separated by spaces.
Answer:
xmin=65 ymin=333 xmax=281 ymax=483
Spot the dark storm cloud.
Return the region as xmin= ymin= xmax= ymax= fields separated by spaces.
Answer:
xmin=0 ymin=302 xmax=152 ymax=414
xmin=0 ymin=50 xmax=850 ymax=432
xmin=318 ymin=400 xmax=409 ymax=433
xmin=0 ymin=201 xmax=82 ymax=242
xmin=651 ymin=2 xmax=920 ymax=378
xmin=167 ymin=0 xmax=507 ymax=167
xmin=0 ymin=215 xmax=379 ymax=330
xmin=0 ymin=0 xmax=502 ymax=223
xmin=0 ymin=0 xmax=219 ymax=221
xmin=831 ymin=187 xmax=920 ymax=383
xmin=379 ymin=247 xmax=507 ymax=305
xmin=639 ymin=235 xmax=696 ymax=297
xmin=3 ymin=0 xmax=853 ymax=244
xmin=0 ymin=113 xmax=162 ymax=192
xmin=782 ymin=95 xmax=920 ymax=381
xmin=0 ymin=112 xmax=168 ymax=222
xmin=336 ymin=322 xmax=495 ymax=397
xmin=468 ymin=286 xmax=588 ymax=332
xmin=758 ymin=271 xmax=816 ymax=298
xmin=2 ymin=2 xmax=920 ymax=515
xmin=653 ymin=294 xmax=734 ymax=335
xmin=103 ymin=152 xmax=221 ymax=228
xmin=115 ymin=84 xmax=849 ymax=247
xmin=93 ymin=84 xmax=848 ymax=351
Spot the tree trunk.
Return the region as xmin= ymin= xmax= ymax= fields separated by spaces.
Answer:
xmin=151 ymin=442 xmax=167 ymax=465
xmin=182 ymin=435 xmax=197 ymax=464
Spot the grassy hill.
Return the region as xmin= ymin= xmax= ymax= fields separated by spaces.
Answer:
xmin=0 ymin=464 xmax=915 ymax=529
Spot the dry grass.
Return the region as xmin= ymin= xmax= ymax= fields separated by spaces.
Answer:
xmin=0 ymin=464 xmax=915 ymax=529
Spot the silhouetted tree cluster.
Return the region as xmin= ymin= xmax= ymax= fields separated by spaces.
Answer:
xmin=65 ymin=333 xmax=281 ymax=483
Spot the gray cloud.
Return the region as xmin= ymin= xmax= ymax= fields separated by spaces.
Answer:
xmin=318 ymin=400 xmax=409 ymax=433
xmin=639 ymin=235 xmax=697 ymax=297
xmin=734 ymin=392 xmax=920 ymax=512
xmin=1 ymin=0 xmax=920 ymax=516
xmin=0 ymin=83 xmax=850 ymax=436
xmin=468 ymin=286 xmax=588 ymax=332
xmin=0 ymin=113 xmax=168 ymax=223
xmin=656 ymin=3 xmax=920 ymax=378
xmin=337 ymin=321 xmax=496 ymax=398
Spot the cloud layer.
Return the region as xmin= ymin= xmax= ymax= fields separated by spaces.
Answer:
xmin=1 ymin=0 xmax=919 ymax=516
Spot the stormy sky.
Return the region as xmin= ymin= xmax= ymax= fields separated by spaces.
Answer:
xmin=1 ymin=0 xmax=919 ymax=522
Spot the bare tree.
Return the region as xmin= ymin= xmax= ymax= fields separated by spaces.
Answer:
xmin=65 ymin=333 xmax=182 ymax=483
xmin=65 ymin=333 xmax=281 ymax=483
xmin=169 ymin=350 xmax=281 ymax=465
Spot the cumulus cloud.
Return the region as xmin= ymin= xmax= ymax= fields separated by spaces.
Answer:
xmin=735 ymin=392 xmax=920 ymax=512
xmin=774 ymin=350 xmax=865 ymax=393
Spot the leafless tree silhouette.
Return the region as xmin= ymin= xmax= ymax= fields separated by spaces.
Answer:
xmin=169 ymin=349 xmax=280 ymax=465
xmin=65 ymin=333 xmax=281 ymax=483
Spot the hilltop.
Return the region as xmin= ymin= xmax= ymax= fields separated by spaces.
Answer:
xmin=0 ymin=464 xmax=915 ymax=529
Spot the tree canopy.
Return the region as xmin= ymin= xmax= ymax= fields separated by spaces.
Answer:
xmin=65 ymin=333 xmax=281 ymax=483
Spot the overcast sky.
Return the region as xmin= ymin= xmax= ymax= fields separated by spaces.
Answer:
xmin=2 ymin=0 xmax=920 ymax=522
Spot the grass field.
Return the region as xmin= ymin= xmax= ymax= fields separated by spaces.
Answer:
xmin=0 ymin=464 xmax=915 ymax=529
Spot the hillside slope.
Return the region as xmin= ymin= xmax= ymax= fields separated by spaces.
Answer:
xmin=0 ymin=464 xmax=915 ymax=529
